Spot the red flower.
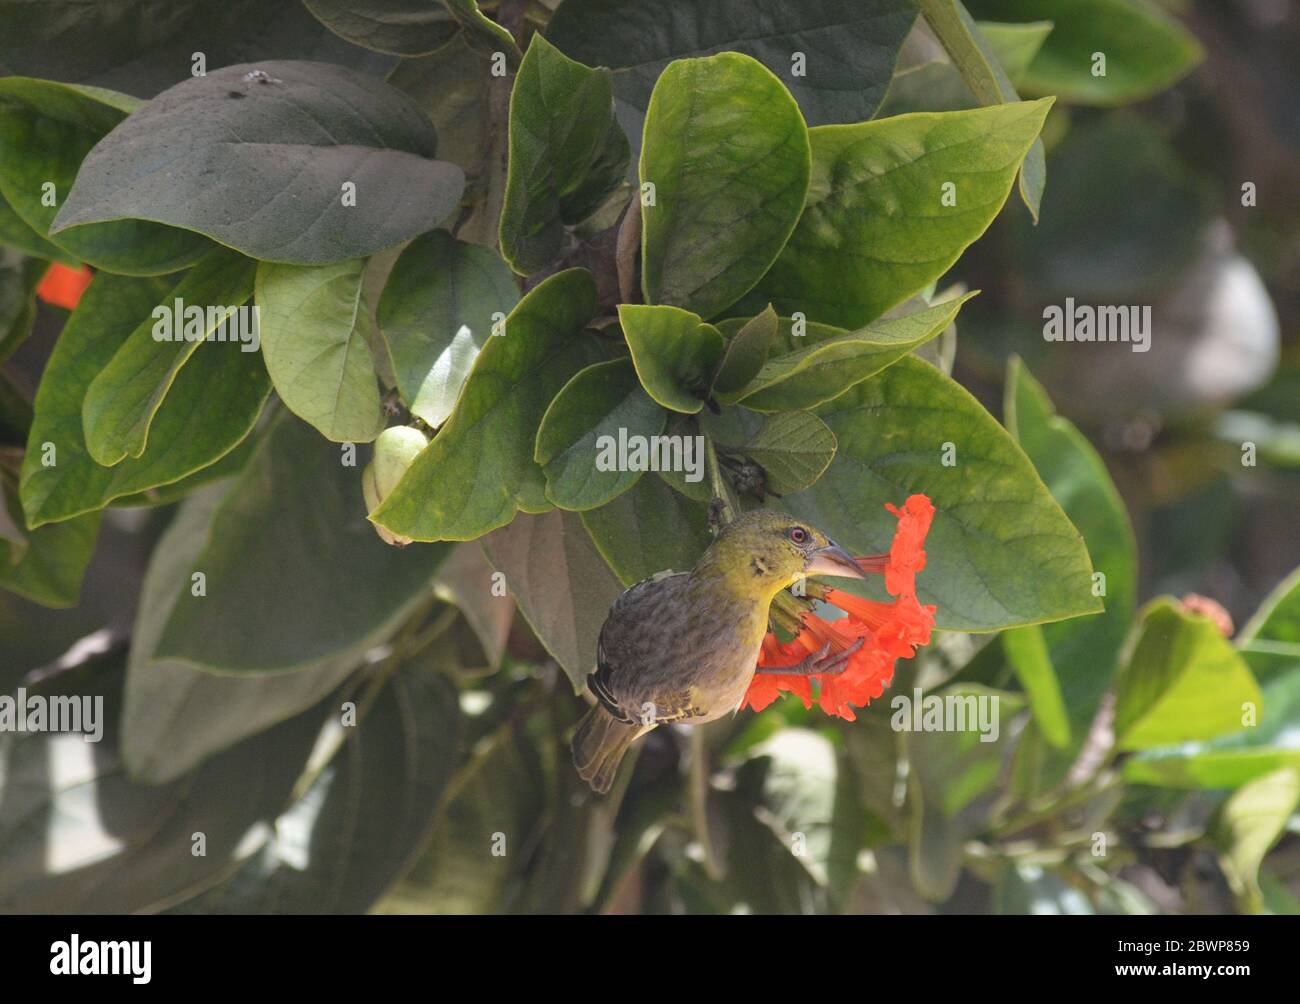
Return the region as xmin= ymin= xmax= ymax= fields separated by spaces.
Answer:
xmin=741 ymin=494 xmax=937 ymax=721
xmin=35 ymin=263 xmax=92 ymax=310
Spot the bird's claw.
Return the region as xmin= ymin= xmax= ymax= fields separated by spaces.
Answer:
xmin=809 ymin=636 xmax=865 ymax=677
xmin=754 ymin=636 xmax=866 ymax=677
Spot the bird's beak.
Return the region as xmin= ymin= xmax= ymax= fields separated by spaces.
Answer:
xmin=804 ymin=542 xmax=866 ymax=580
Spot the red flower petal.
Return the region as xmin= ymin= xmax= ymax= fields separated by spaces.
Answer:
xmin=36 ymin=263 xmax=92 ymax=311
xmin=742 ymin=494 xmax=937 ymax=720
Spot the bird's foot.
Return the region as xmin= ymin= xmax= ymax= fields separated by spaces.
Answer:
xmin=755 ymin=637 xmax=865 ymax=677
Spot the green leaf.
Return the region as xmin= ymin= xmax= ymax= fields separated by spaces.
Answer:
xmin=710 ymin=304 xmax=777 ymax=397
xmin=618 ymin=304 xmax=724 ymax=414
xmin=546 ymin=0 xmax=918 ymax=127
xmin=378 ymin=230 xmax=521 ymax=428
xmin=581 ymin=473 xmax=711 ymax=585
xmin=0 ymin=248 xmax=42 ymax=361
xmin=916 ymin=0 xmax=1048 ymax=220
xmin=432 ymin=542 xmax=515 ymax=669
xmin=499 ymin=35 xmax=628 ymax=275
xmin=1213 ymin=767 xmax=1300 ymax=915
xmin=0 ymin=652 xmax=327 ymax=913
xmin=639 ymin=52 xmax=810 ymax=319
xmin=481 ymin=508 xmax=626 ymax=689
xmin=82 ymin=248 xmax=256 ymax=465
xmin=744 ymin=729 xmax=840 ymax=887
xmin=1114 ymin=600 xmax=1262 ymax=751
xmin=0 ymin=510 xmax=99 ymax=608
xmin=386 ymin=33 xmax=491 ymax=172
xmin=0 ymin=0 xmax=396 ymax=98
xmin=0 ymin=190 xmax=79 ymax=264
xmin=535 ymin=357 xmax=667 ymax=511
xmin=746 ymin=99 xmax=1052 ymax=329
xmin=20 ymin=273 xmax=270 ymax=528
xmin=703 ymin=408 xmax=836 ymax=497
xmin=121 ymin=485 xmax=362 ymax=783
xmin=1237 ymin=566 xmax=1300 ymax=681
xmin=717 ymin=293 xmax=975 ymax=412
xmin=788 ymin=356 xmax=1098 ymax=632
xmin=372 ymin=269 xmax=602 ymax=542
xmin=0 ymin=77 xmax=210 ymax=274
xmin=377 ymin=723 xmax=545 ymax=914
xmin=977 ymin=21 xmax=1054 ymax=84
xmin=303 ymin=0 xmax=458 ymax=56
xmin=153 ymin=413 xmax=451 ymax=673
xmin=256 ymin=259 xmax=385 ymax=443
xmin=1005 ymin=358 xmax=1136 ymax=758
xmin=171 ymin=665 xmax=461 ymax=914
xmin=1001 ymin=625 xmax=1069 ymax=748
xmin=52 ymin=61 xmax=465 ymax=265
xmin=965 ymin=0 xmax=1203 ymax=105
xmin=1123 ymin=668 xmax=1300 ymax=790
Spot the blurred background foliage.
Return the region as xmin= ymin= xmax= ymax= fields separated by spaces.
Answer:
xmin=2 ymin=0 xmax=1299 ymax=915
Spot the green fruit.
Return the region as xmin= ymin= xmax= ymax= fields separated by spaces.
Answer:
xmin=363 ymin=425 xmax=429 ymax=547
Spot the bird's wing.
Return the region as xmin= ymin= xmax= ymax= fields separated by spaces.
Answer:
xmin=590 ymin=571 xmax=706 ymax=724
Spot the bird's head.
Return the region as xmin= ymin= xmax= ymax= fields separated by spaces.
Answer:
xmin=696 ymin=509 xmax=864 ymax=599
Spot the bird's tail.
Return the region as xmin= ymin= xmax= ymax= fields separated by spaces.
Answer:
xmin=572 ymin=704 xmax=642 ymax=794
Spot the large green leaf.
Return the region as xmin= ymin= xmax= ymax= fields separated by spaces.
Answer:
xmin=1213 ymin=767 xmax=1300 ymax=915
xmin=1124 ymin=670 xmax=1300 ymax=790
xmin=0 ymin=0 xmax=395 ymax=98
xmin=745 ymin=99 xmax=1052 ymax=329
xmin=546 ymin=0 xmax=918 ymax=127
xmin=535 ymin=357 xmax=666 ymax=511
xmin=20 ymin=273 xmax=270 ymax=528
xmin=256 ymin=259 xmax=385 ymax=443
xmin=581 ymin=473 xmax=711 ymax=585
xmin=372 ymin=269 xmax=603 ymax=542
xmin=964 ymin=0 xmax=1202 ymax=105
xmin=303 ymin=0 xmax=458 ymax=56
xmin=378 ymin=230 xmax=521 ymax=428
xmin=0 ymin=653 xmax=327 ymax=913
xmin=786 ymin=356 xmax=1099 ymax=632
xmin=1005 ymin=358 xmax=1136 ymax=761
xmin=499 ymin=35 xmax=628 ymax=275
xmin=481 ymin=508 xmax=626 ymax=689
xmin=170 ymin=664 xmax=461 ymax=914
xmin=1114 ymin=600 xmax=1262 ymax=752
xmin=639 ymin=52 xmax=810 ymax=319
xmin=52 ymin=61 xmax=465 ymax=265
xmin=0 ymin=77 xmax=210 ymax=274
xmin=153 ymin=413 xmax=451 ymax=673
xmin=121 ymin=485 xmax=362 ymax=783
xmin=716 ymin=293 xmax=975 ymax=412
xmin=618 ymin=304 xmax=724 ymax=414
xmin=82 ymin=248 xmax=256 ymax=465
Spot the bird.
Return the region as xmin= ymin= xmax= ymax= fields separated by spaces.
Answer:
xmin=572 ymin=509 xmax=866 ymax=793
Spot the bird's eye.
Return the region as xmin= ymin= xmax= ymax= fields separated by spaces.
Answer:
xmin=788 ymin=526 xmax=809 ymax=544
